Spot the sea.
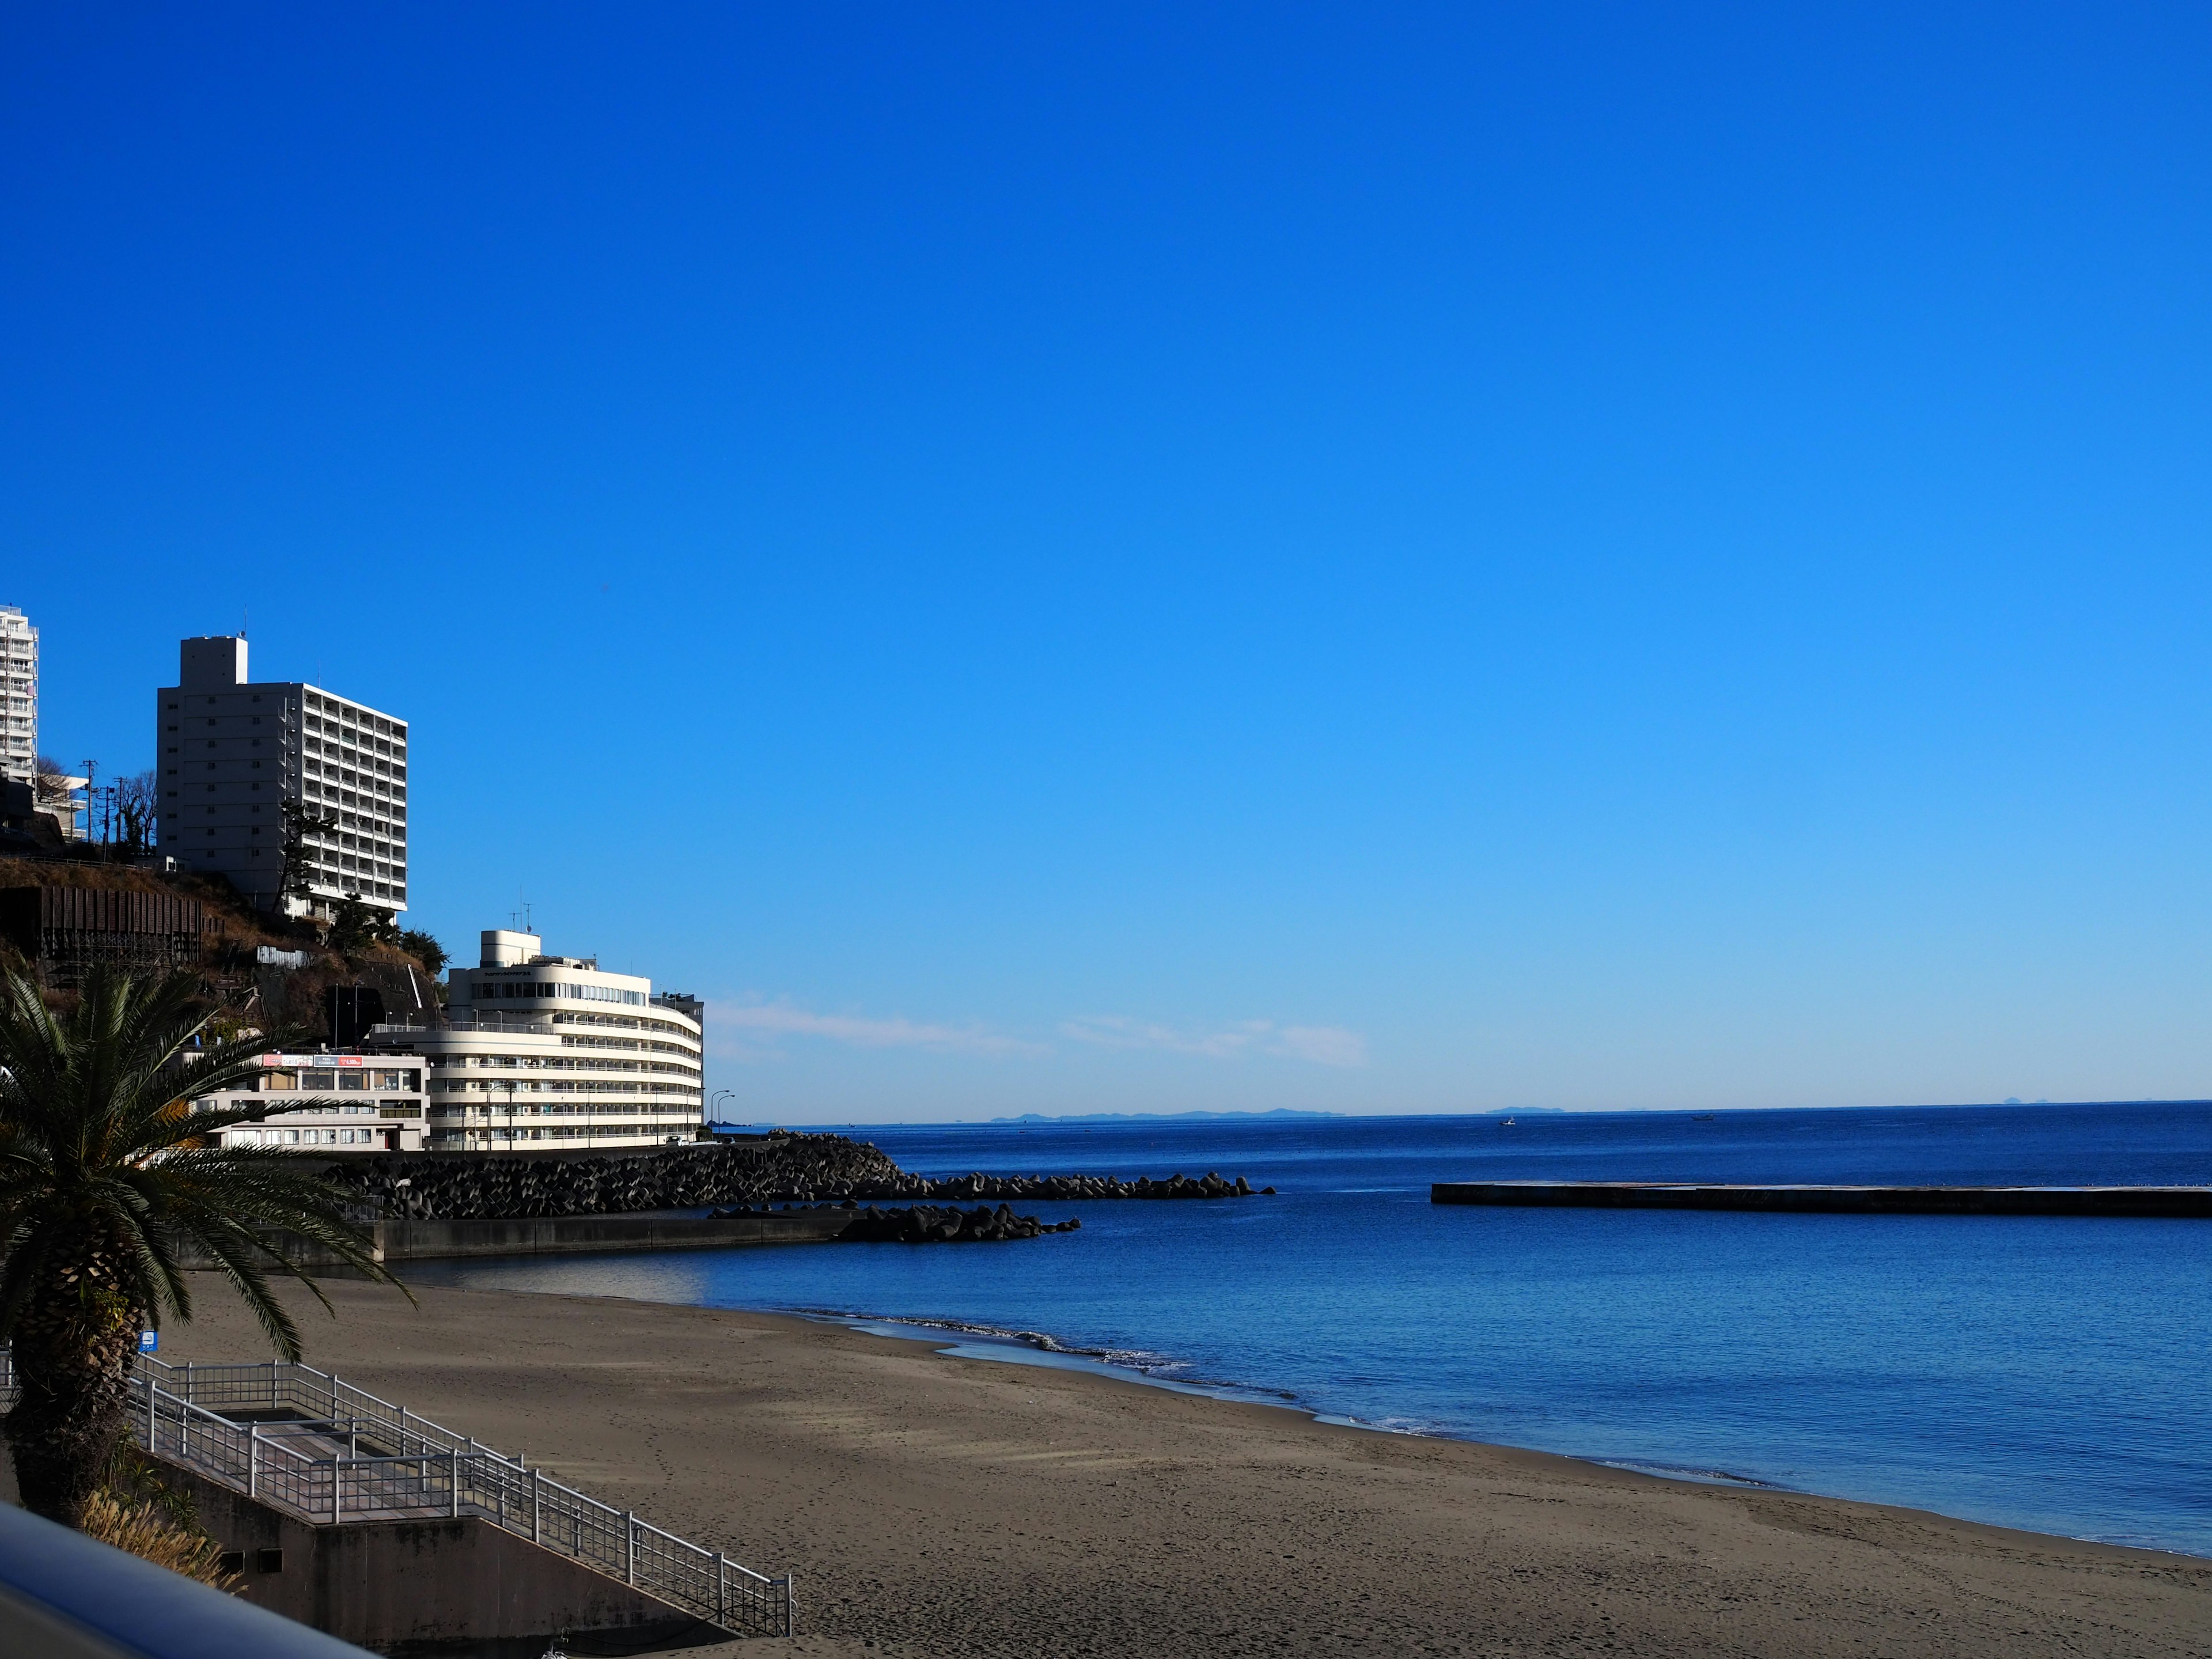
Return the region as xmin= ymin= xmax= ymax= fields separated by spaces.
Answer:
xmin=404 ymin=1104 xmax=2212 ymax=1556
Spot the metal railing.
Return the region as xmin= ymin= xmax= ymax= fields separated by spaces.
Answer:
xmin=368 ymin=1012 xmax=555 ymax=1036
xmin=0 ymin=1354 xmax=794 ymax=1639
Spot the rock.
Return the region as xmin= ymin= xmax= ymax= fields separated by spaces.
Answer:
xmin=317 ymin=1130 xmax=1272 ymax=1221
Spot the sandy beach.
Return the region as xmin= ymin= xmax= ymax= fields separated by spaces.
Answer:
xmin=121 ymin=1278 xmax=2210 ymax=1658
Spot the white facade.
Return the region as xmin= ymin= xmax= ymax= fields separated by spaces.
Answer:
xmin=1 ymin=605 xmax=35 ymax=786
xmin=366 ymin=931 xmax=705 ymax=1151
xmin=156 ymin=636 xmax=410 ymax=915
xmin=192 ymin=1050 xmax=429 ymax=1152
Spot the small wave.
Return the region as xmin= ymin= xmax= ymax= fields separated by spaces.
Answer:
xmin=791 ymin=1305 xmax=1308 ymax=1406
xmin=1592 ymin=1459 xmax=1783 ymax=1488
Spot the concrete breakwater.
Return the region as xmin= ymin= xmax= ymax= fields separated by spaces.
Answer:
xmin=320 ymin=1132 xmax=1270 ymax=1221
xmin=1431 ymin=1181 xmax=2212 ymax=1217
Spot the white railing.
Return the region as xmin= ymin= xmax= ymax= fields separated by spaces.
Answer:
xmin=0 ymin=1354 xmax=794 ymax=1639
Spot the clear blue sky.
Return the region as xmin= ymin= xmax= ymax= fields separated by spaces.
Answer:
xmin=5 ymin=6 xmax=2210 ymax=1120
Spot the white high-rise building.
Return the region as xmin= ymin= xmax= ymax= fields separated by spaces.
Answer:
xmin=1 ymin=606 xmax=36 ymax=786
xmin=156 ymin=635 xmax=410 ymax=916
xmin=366 ymin=930 xmax=706 ymax=1150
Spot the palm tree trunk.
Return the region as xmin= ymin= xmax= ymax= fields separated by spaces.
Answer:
xmin=5 ymin=1241 xmax=143 ymax=1526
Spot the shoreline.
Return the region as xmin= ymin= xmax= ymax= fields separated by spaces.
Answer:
xmin=732 ymin=1298 xmax=2212 ymax=1562
xmin=403 ymin=1255 xmax=2211 ymax=1561
xmin=146 ymin=1277 xmax=2212 ymax=1657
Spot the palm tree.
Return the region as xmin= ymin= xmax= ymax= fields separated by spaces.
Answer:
xmin=0 ymin=964 xmax=405 ymax=1526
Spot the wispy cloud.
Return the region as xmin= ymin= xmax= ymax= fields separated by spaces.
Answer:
xmin=1060 ymin=1016 xmax=1368 ymax=1067
xmin=716 ymin=1001 xmax=1043 ymax=1058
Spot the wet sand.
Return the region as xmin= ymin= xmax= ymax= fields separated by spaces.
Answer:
xmin=152 ymin=1279 xmax=2210 ymax=1658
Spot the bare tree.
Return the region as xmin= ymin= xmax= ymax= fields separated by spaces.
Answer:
xmin=113 ymin=770 xmax=156 ymax=854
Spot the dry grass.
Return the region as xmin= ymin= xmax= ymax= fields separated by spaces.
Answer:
xmin=78 ymin=1489 xmax=245 ymax=1593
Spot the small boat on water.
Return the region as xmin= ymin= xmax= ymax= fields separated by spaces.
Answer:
xmin=1499 ymin=1117 xmax=1518 ymax=1127
xmin=1691 ymin=1113 xmax=1716 ymax=1122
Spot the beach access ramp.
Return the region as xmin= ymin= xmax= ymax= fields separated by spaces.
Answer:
xmin=0 ymin=1353 xmax=796 ymax=1649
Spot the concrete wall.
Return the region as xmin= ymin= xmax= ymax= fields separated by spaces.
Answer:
xmin=380 ymin=1209 xmax=853 ymax=1260
xmin=166 ymin=1462 xmax=704 ymax=1656
xmin=173 ymin=1209 xmax=853 ymax=1271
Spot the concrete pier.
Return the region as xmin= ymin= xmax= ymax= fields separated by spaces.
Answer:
xmin=1430 ymin=1181 xmax=2212 ymax=1217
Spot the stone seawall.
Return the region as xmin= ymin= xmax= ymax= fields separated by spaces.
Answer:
xmin=319 ymin=1132 xmax=1269 ymax=1221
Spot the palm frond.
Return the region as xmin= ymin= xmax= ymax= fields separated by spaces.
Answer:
xmin=0 ymin=963 xmax=408 ymax=1358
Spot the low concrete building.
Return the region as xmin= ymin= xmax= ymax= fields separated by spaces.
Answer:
xmin=192 ymin=1051 xmax=429 ymax=1153
xmin=366 ymin=930 xmax=704 ymax=1150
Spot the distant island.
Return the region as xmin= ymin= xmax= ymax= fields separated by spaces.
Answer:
xmin=986 ymin=1109 xmax=1349 ymax=1124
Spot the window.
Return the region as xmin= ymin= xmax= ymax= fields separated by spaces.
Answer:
xmin=262 ymin=1071 xmax=298 ymax=1092
xmin=302 ymin=1070 xmax=335 ymax=1090
xmin=339 ymin=1072 xmax=366 ymax=1092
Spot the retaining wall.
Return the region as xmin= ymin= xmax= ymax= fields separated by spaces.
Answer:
xmin=162 ymin=1461 xmax=703 ymax=1657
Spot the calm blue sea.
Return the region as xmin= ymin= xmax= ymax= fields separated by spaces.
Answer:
xmin=406 ymin=1105 xmax=2212 ymax=1555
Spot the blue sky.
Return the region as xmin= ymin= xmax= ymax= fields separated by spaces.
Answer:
xmin=5 ymin=5 xmax=2210 ymax=1120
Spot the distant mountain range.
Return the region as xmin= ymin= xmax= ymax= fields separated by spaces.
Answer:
xmin=986 ymin=1108 xmax=1350 ymax=1124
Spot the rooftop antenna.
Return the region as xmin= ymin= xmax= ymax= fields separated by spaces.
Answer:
xmin=241 ymin=606 xmax=248 ymax=639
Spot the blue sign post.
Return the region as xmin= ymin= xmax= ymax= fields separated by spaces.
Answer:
xmin=138 ymin=1330 xmax=157 ymax=1355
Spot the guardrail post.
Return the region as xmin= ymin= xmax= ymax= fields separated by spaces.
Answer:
xmin=268 ymin=1361 xmax=277 ymax=1410
xmin=531 ymin=1467 xmax=541 ymax=1544
xmin=715 ymin=1555 xmax=728 ymax=1628
xmin=786 ymin=1573 xmax=797 ymax=1638
xmin=248 ymin=1424 xmax=260 ymax=1499
xmin=625 ymin=1513 xmax=635 ymax=1585
xmin=331 ymin=1455 xmax=343 ymax=1526
xmin=144 ymin=1374 xmax=156 ymax=1452
xmin=450 ymin=1453 xmax=461 ymax=1518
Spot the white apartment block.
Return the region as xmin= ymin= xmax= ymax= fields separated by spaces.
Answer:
xmin=1 ymin=605 xmax=36 ymax=786
xmin=192 ymin=1051 xmax=429 ymax=1153
xmin=366 ymin=930 xmax=705 ymax=1150
xmin=156 ymin=636 xmax=410 ymax=916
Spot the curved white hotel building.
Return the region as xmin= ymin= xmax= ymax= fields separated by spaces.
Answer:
xmin=366 ymin=929 xmax=705 ymax=1151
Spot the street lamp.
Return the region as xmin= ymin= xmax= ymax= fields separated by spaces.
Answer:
xmin=710 ymin=1089 xmax=735 ymax=1130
